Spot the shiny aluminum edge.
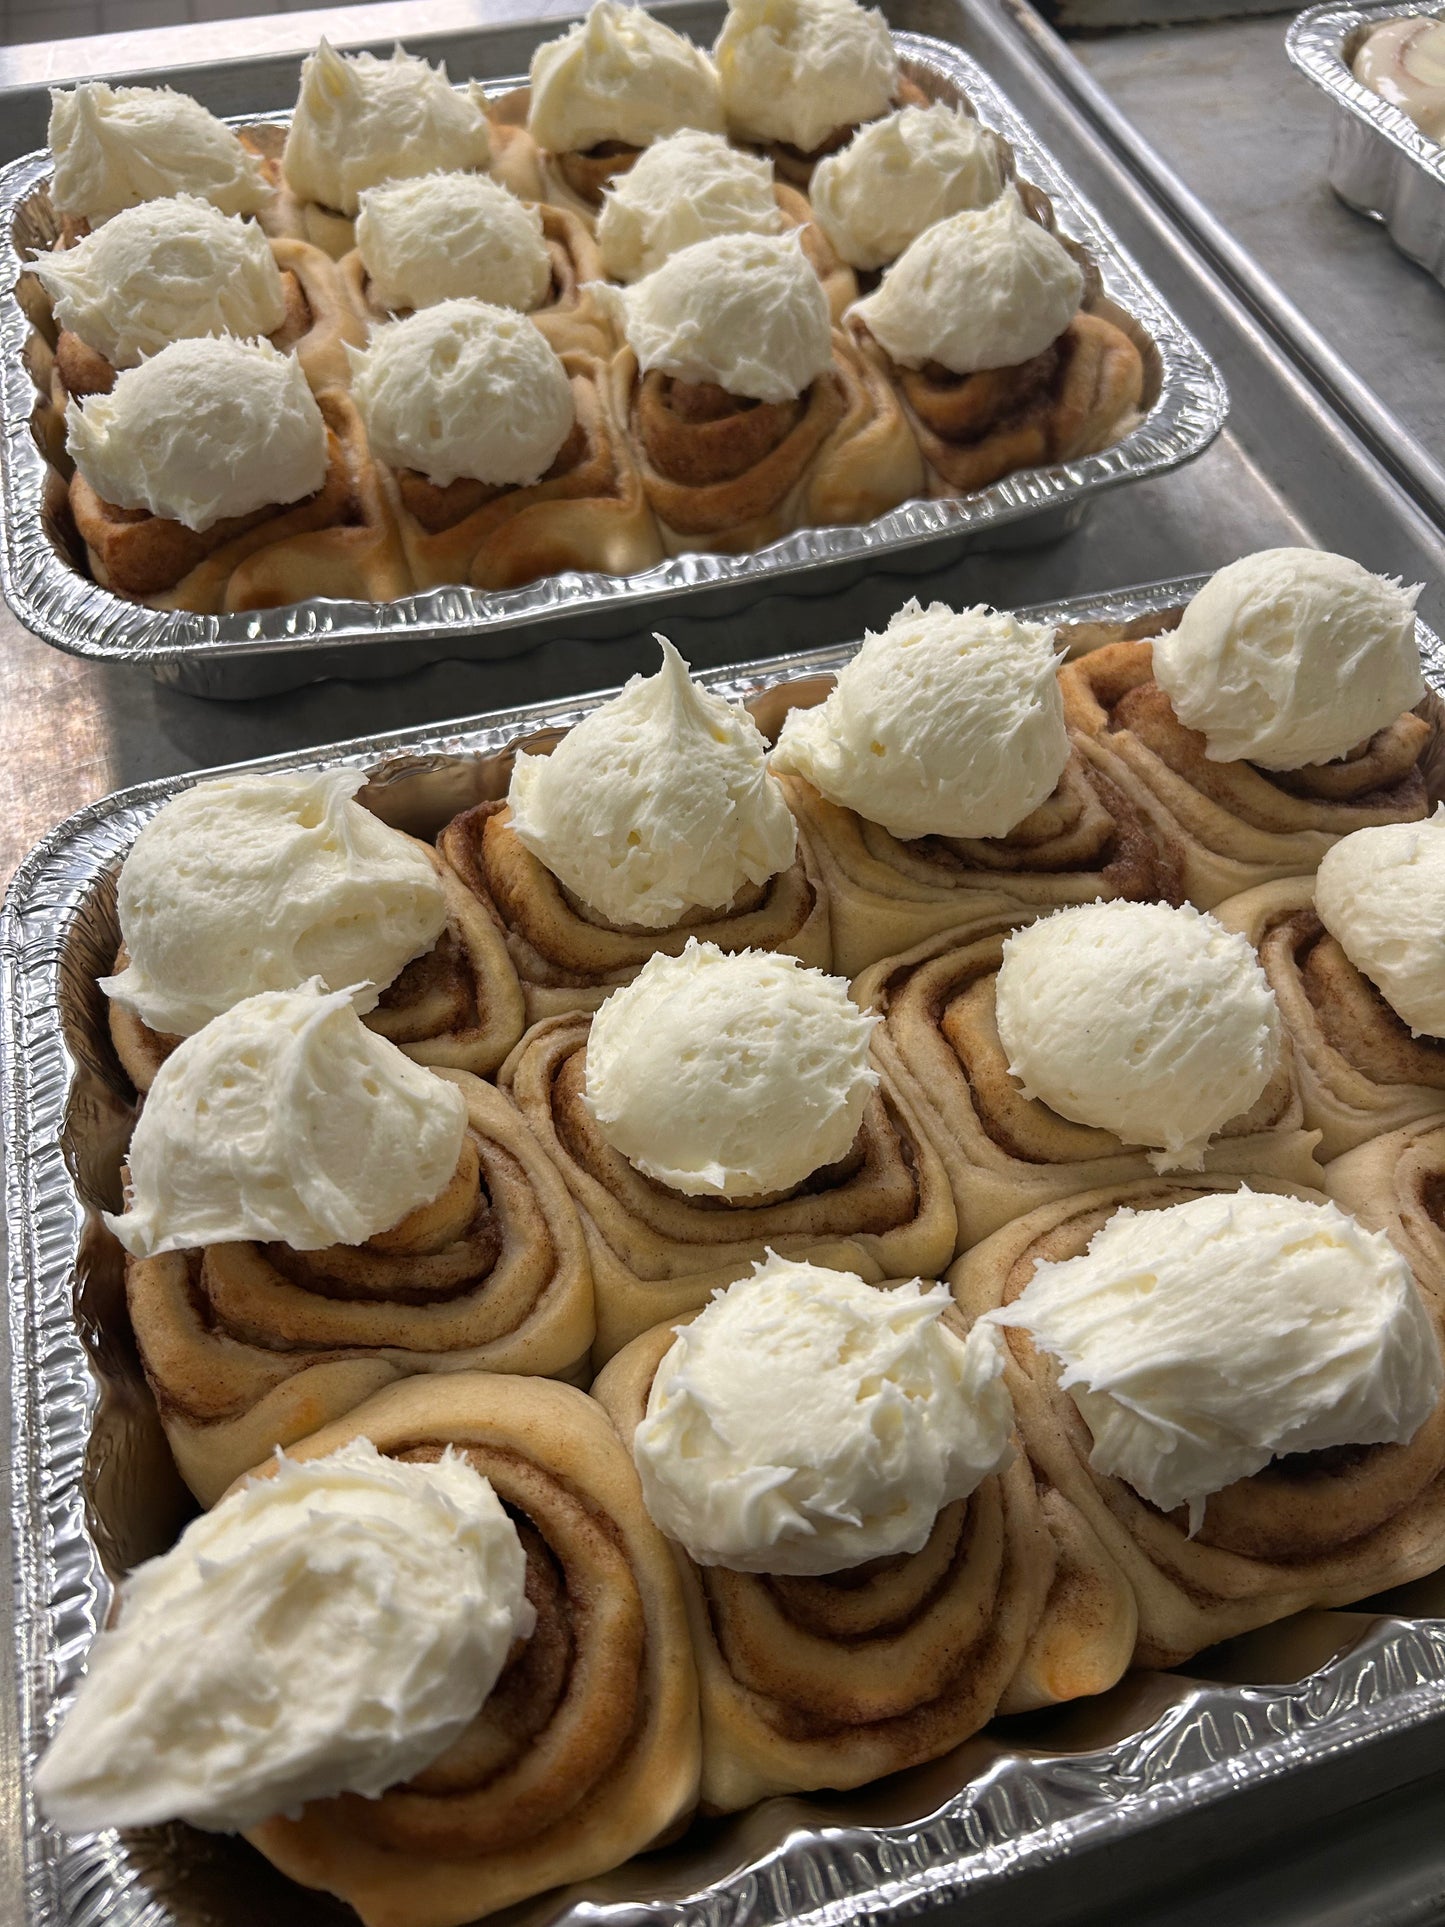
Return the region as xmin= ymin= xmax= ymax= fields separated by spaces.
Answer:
xmin=0 ymin=33 xmax=1227 ymax=686
xmin=7 ymin=571 xmax=1445 ymax=1927
xmin=1288 ymin=0 xmax=1445 ymax=285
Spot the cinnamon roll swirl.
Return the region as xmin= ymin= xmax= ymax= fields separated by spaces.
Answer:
xmin=950 ymin=1177 xmax=1445 ymax=1666
xmin=1064 ymin=636 xmax=1433 ymax=909
xmin=855 ymin=915 xmax=1323 ymax=1250
xmin=1216 ymin=879 xmax=1445 ymax=1160
xmin=126 ymin=1072 xmax=595 ymax=1504
xmin=246 ymin=1372 xmax=700 ymax=1927
xmin=502 ymin=1011 xmax=956 ymax=1360
xmin=1327 ymin=1119 xmax=1445 ymax=1311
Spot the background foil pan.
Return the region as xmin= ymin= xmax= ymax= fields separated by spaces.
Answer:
xmin=7 ymin=572 xmax=1445 ymax=1927
xmin=0 ymin=33 xmax=1227 ymax=698
xmin=1289 ymin=0 xmax=1445 ymax=285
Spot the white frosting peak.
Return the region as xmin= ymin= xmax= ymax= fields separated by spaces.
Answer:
xmin=508 ymin=636 xmax=797 ymax=928
xmin=715 ymin=0 xmax=898 ymax=155
xmin=36 ymin=1439 xmax=533 ymax=1833
xmin=992 ymin=1191 xmax=1442 ymax=1530
xmin=101 ymin=768 xmax=448 ymax=1036
xmin=1315 ymin=808 xmax=1445 ymax=1038
xmin=1151 ymin=549 xmax=1425 ymax=770
xmin=47 ymin=81 xmax=271 ymax=223
xmin=994 ymin=901 xmax=1282 ymax=1171
xmin=356 ymin=173 xmax=552 ymax=314
xmin=810 ymin=104 xmax=1006 ymax=270
xmin=634 ymin=1254 xmax=1013 ymax=1572
xmin=106 ymin=980 xmax=469 ymax=1257
xmin=66 ymin=335 xmax=327 ymax=533
xmin=528 ymin=0 xmax=724 ymax=153
xmin=597 ymin=130 xmax=781 ymax=281
xmin=849 ymin=187 xmax=1083 ymax=374
xmin=584 ymin=941 xmax=878 ymax=1197
xmin=283 ymin=40 xmax=492 ymax=218
xmin=771 ymin=598 xmax=1069 ymax=841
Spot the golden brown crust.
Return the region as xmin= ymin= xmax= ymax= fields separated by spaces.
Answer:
xmin=243 ymin=1372 xmax=700 ymax=1927
xmin=500 ymin=1010 xmax=957 ymax=1362
xmin=593 ymin=1313 xmax=1059 ymax=1810
xmin=949 ymin=1176 xmax=1445 ymax=1667
xmin=126 ymin=1073 xmax=596 ymax=1504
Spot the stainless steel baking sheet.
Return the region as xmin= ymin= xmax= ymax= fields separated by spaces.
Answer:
xmin=7 ymin=571 xmax=1445 ymax=1927
xmin=0 ymin=28 xmax=1226 ymax=695
xmin=1289 ymin=0 xmax=1445 ymax=286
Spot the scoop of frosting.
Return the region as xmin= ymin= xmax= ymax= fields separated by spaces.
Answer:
xmin=584 ymin=941 xmax=878 ymax=1197
xmin=1151 ymin=549 xmax=1424 ymax=770
xmin=810 ymin=104 xmax=1006 ymax=270
xmin=66 ymin=334 xmax=327 ymax=532
xmin=356 ymin=172 xmax=552 ymax=314
xmin=33 ymin=195 xmax=286 ymax=369
xmin=48 ymin=81 xmax=271 ymax=223
xmin=714 ymin=0 xmax=898 ymax=155
xmin=348 ymin=299 xmax=574 ymax=488
xmin=991 ymin=1190 xmax=1442 ymax=1531
xmin=528 ymin=0 xmax=724 ymax=153
xmin=597 ymin=129 xmax=781 ymax=281
xmin=771 ymin=598 xmax=1068 ymax=841
xmin=610 ymin=229 xmax=832 ymax=402
xmin=994 ymin=901 xmax=1282 ymax=1171
xmin=106 ymin=980 xmax=468 ymax=1257
xmin=508 ymin=635 xmax=797 ymax=928
xmin=100 ymin=768 xmax=448 ymax=1037
xmin=633 ymin=1253 xmax=1012 ymax=1573
xmin=283 ymin=39 xmax=492 ymax=218
xmin=36 ymin=1438 xmax=533 ymax=1834
xmin=849 ymin=187 xmax=1084 ymax=374
xmin=1314 ymin=808 xmax=1445 ymax=1039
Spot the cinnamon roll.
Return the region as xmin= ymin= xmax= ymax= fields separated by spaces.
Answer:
xmin=857 ymin=902 xmax=1321 ymax=1251
xmin=593 ymin=1256 xmax=1058 ymax=1809
xmin=771 ymin=598 xmax=1178 ymax=977
xmin=951 ymin=1178 xmax=1445 ymax=1667
xmin=1326 ymin=1118 xmax=1445 ymax=1312
xmin=247 ymin=1373 xmax=700 ymax=1927
xmin=1064 ymin=553 xmax=1433 ymax=909
xmin=439 ymin=639 xmax=830 ymax=1022
xmin=502 ymin=945 xmax=956 ymax=1361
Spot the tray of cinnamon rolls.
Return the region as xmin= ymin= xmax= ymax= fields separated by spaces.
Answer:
xmin=9 ymin=548 xmax=1445 ymax=1927
xmin=0 ymin=1 xmax=1224 ymax=695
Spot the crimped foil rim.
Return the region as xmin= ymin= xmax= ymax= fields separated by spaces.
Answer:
xmin=8 ymin=572 xmax=1445 ymax=1927
xmin=0 ymin=35 xmax=1228 ymax=669
xmin=1288 ymin=0 xmax=1445 ymax=185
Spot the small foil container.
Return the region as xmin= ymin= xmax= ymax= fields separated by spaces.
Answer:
xmin=1289 ymin=0 xmax=1445 ymax=285
xmin=8 ymin=573 xmax=1445 ymax=1927
xmin=0 ymin=34 xmax=1227 ymax=699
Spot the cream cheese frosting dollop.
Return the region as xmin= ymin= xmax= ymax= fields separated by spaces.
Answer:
xmin=610 ymin=229 xmax=832 ymax=402
xmin=356 ymin=172 xmax=552 ymax=314
xmin=990 ymin=1190 xmax=1443 ymax=1532
xmin=584 ymin=941 xmax=878 ymax=1197
xmin=283 ymin=39 xmax=492 ymax=218
xmin=48 ymin=81 xmax=271 ymax=222
xmin=36 ymin=1438 xmax=533 ymax=1833
xmin=348 ymin=299 xmax=574 ymax=488
xmin=993 ymin=900 xmax=1282 ymax=1171
xmin=508 ymin=635 xmax=797 ymax=928
xmin=714 ymin=0 xmax=898 ymax=155
xmin=106 ymin=980 xmax=468 ymax=1257
xmin=633 ymin=1253 xmax=1013 ymax=1573
xmin=810 ymin=104 xmax=1006 ymax=270
xmin=770 ymin=597 xmax=1069 ymax=841
xmin=100 ymin=768 xmax=448 ymax=1037
xmin=66 ymin=334 xmax=327 ymax=532
xmin=1314 ymin=808 xmax=1445 ymax=1039
xmin=849 ymin=187 xmax=1084 ymax=373
xmin=597 ymin=129 xmax=781 ymax=281
xmin=1151 ymin=549 xmax=1425 ymax=770
xmin=528 ymin=0 xmax=724 ymax=153
xmin=33 ymin=195 xmax=286 ymax=369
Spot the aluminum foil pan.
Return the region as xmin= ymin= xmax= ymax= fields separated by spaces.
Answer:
xmin=0 ymin=33 xmax=1227 ymax=699
xmin=7 ymin=571 xmax=1445 ymax=1927
xmin=1289 ymin=0 xmax=1445 ymax=286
